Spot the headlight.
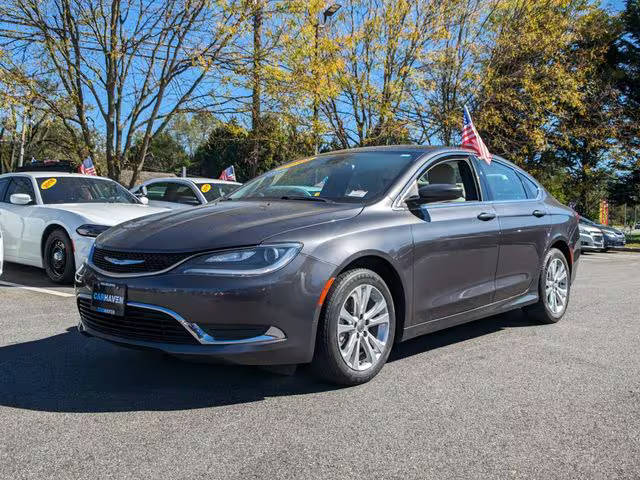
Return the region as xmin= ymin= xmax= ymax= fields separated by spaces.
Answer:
xmin=76 ymin=224 xmax=110 ymax=237
xmin=175 ymin=243 xmax=302 ymax=276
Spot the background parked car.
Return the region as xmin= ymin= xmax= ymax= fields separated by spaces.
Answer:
xmin=0 ymin=171 xmax=168 ymax=283
xmin=580 ymin=216 xmax=625 ymax=250
xmin=579 ymin=216 xmax=605 ymax=252
xmin=131 ymin=177 xmax=242 ymax=210
xmin=0 ymin=224 xmax=3 ymax=277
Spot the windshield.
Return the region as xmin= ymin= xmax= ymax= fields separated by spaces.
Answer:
xmin=38 ymin=177 xmax=139 ymax=205
xmin=229 ymin=151 xmax=421 ymax=203
xmin=197 ymin=182 xmax=240 ymax=202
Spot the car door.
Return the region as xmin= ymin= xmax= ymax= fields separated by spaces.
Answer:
xmin=408 ymin=155 xmax=500 ymax=323
xmin=0 ymin=176 xmax=38 ymax=262
xmin=475 ymin=158 xmax=551 ymax=302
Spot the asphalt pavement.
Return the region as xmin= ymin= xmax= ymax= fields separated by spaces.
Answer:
xmin=1 ymin=252 xmax=639 ymax=479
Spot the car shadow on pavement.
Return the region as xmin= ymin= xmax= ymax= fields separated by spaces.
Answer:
xmin=389 ymin=308 xmax=538 ymax=362
xmin=0 ymin=309 xmax=538 ymax=413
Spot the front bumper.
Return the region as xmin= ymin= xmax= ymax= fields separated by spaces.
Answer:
xmin=75 ymin=253 xmax=336 ymax=365
xmin=580 ymin=233 xmax=604 ymax=251
xmin=603 ymin=234 xmax=626 ymax=247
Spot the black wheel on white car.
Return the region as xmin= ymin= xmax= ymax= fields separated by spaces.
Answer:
xmin=44 ymin=229 xmax=75 ymax=284
xmin=311 ymin=268 xmax=396 ymax=385
xmin=524 ymin=248 xmax=570 ymax=324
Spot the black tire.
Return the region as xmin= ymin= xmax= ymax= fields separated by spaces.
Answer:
xmin=311 ymin=268 xmax=396 ymax=386
xmin=43 ymin=229 xmax=75 ymax=284
xmin=524 ymin=248 xmax=571 ymax=324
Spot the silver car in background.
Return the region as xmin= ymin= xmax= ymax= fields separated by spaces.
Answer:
xmin=579 ymin=217 xmax=604 ymax=251
xmin=131 ymin=177 xmax=242 ymax=210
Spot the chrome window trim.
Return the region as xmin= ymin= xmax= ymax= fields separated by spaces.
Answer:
xmin=77 ymin=293 xmax=286 ymax=346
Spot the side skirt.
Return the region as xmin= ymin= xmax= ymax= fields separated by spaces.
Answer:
xmin=399 ymin=292 xmax=539 ymax=342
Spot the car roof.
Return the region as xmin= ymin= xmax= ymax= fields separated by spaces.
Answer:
xmin=143 ymin=177 xmax=241 ymax=186
xmin=0 ymin=171 xmax=113 ymax=180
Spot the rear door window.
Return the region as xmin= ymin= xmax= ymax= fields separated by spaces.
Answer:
xmin=481 ymin=161 xmax=527 ymax=201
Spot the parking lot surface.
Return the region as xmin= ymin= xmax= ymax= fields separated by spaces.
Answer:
xmin=1 ymin=253 xmax=639 ymax=479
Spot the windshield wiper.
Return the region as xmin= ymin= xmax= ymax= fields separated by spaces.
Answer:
xmin=280 ymin=195 xmax=331 ymax=203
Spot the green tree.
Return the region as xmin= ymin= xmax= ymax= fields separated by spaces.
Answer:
xmin=130 ymin=133 xmax=189 ymax=173
xmin=192 ymin=115 xmax=314 ymax=181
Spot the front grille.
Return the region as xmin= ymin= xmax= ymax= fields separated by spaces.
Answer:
xmin=593 ymin=234 xmax=603 ymax=242
xmin=78 ymin=298 xmax=198 ymax=345
xmin=92 ymin=247 xmax=191 ymax=274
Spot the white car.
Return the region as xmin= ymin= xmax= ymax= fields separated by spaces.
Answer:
xmin=0 ymin=172 xmax=168 ymax=283
xmin=0 ymin=224 xmax=3 ymax=277
xmin=130 ymin=177 xmax=241 ymax=210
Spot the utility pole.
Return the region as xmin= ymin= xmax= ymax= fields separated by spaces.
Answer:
xmin=250 ymin=0 xmax=263 ymax=177
xmin=18 ymin=106 xmax=28 ymax=168
xmin=313 ymin=4 xmax=341 ymax=155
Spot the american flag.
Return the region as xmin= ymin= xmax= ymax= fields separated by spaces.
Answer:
xmin=79 ymin=157 xmax=97 ymax=175
xmin=219 ymin=165 xmax=236 ymax=181
xmin=462 ymin=106 xmax=491 ymax=165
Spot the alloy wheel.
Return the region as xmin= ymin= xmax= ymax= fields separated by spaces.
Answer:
xmin=50 ymin=239 xmax=67 ymax=278
xmin=545 ymin=258 xmax=568 ymax=315
xmin=337 ymin=284 xmax=390 ymax=371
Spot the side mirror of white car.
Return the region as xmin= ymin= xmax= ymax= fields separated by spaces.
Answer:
xmin=10 ymin=193 xmax=32 ymax=205
xmin=139 ymin=196 xmax=149 ymax=205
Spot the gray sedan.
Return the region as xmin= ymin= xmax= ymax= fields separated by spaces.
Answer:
xmin=76 ymin=146 xmax=580 ymax=385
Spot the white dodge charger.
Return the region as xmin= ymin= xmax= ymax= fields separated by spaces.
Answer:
xmin=0 ymin=172 xmax=168 ymax=283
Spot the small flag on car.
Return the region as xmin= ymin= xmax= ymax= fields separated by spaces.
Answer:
xmin=219 ymin=165 xmax=236 ymax=181
xmin=462 ymin=106 xmax=491 ymax=165
xmin=79 ymin=157 xmax=97 ymax=175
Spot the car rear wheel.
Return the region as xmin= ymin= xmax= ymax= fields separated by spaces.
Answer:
xmin=44 ymin=229 xmax=75 ymax=284
xmin=311 ymin=268 xmax=396 ymax=385
xmin=525 ymin=248 xmax=570 ymax=324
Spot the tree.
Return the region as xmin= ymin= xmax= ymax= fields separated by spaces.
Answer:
xmin=192 ymin=115 xmax=314 ymax=181
xmin=0 ymin=0 xmax=248 ymax=185
xmin=130 ymin=133 xmax=189 ymax=173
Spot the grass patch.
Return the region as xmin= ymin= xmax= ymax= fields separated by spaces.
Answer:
xmin=626 ymin=233 xmax=640 ymax=244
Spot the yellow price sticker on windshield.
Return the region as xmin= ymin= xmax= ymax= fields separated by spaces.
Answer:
xmin=200 ymin=184 xmax=211 ymax=193
xmin=40 ymin=178 xmax=57 ymax=190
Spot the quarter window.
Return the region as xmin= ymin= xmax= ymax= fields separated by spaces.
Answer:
xmin=482 ymin=162 xmax=527 ymax=201
xmin=518 ymin=173 xmax=539 ymax=199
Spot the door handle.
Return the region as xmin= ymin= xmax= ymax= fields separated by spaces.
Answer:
xmin=477 ymin=212 xmax=496 ymax=221
xmin=532 ymin=210 xmax=546 ymax=218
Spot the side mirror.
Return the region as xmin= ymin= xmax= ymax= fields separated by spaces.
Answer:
xmin=10 ymin=193 xmax=32 ymax=205
xmin=406 ymin=184 xmax=463 ymax=208
xmin=139 ymin=196 xmax=149 ymax=205
xmin=133 ymin=185 xmax=148 ymax=197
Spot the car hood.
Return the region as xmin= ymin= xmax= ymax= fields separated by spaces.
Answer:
xmin=598 ymin=225 xmax=622 ymax=235
xmin=45 ymin=203 xmax=168 ymax=226
xmin=96 ymin=200 xmax=363 ymax=252
xmin=580 ymin=224 xmax=602 ymax=234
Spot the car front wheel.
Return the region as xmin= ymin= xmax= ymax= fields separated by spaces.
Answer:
xmin=525 ymin=248 xmax=571 ymax=324
xmin=311 ymin=268 xmax=396 ymax=385
xmin=44 ymin=229 xmax=76 ymax=284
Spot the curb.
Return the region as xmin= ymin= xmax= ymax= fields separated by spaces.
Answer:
xmin=612 ymin=247 xmax=640 ymax=253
